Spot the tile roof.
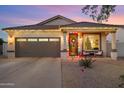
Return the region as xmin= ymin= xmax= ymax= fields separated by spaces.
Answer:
xmin=61 ymin=22 xmax=123 ymax=28
xmin=2 ymin=25 xmax=60 ymax=30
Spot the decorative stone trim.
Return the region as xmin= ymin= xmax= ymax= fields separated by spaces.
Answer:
xmin=61 ymin=49 xmax=67 ymax=52
xmin=111 ymin=49 xmax=117 ymax=52
xmin=7 ymin=50 xmax=15 ymax=52
xmin=111 ymin=31 xmax=116 ymax=33
xmin=61 ymin=30 xmax=67 ymax=33
xmin=111 ymin=52 xmax=118 ymax=60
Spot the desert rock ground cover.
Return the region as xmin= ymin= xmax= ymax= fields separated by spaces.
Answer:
xmin=62 ymin=58 xmax=124 ymax=88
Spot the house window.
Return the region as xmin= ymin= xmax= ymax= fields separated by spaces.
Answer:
xmin=16 ymin=38 xmax=26 ymax=42
xmin=83 ymin=34 xmax=100 ymax=50
xmin=28 ymin=38 xmax=37 ymax=42
xmin=49 ymin=38 xmax=59 ymax=42
xmin=39 ymin=38 xmax=48 ymax=42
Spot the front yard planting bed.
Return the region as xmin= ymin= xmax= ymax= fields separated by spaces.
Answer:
xmin=62 ymin=58 xmax=124 ymax=88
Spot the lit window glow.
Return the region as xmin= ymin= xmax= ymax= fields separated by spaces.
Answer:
xmin=17 ymin=39 xmax=26 ymax=42
xmin=49 ymin=38 xmax=59 ymax=42
xmin=83 ymin=34 xmax=100 ymax=50
xmin=28 ymin=38 xmax=37 ymax=42
xmin=39 ymin=38 xmax=48 ymax=42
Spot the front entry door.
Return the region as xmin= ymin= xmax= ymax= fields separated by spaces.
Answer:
xmin=69 ymin=33 xmax=78 ymax=56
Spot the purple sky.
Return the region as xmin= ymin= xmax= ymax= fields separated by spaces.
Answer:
xmin=0 ymin=5 xmax=124 ymax=41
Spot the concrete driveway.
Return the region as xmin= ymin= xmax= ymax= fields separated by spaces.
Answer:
xmin=0 ymin=58 xmax=62 ymax=88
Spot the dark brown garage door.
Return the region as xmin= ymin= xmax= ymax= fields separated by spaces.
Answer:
xmin=15 ymin=37 xmax=60 ymax=57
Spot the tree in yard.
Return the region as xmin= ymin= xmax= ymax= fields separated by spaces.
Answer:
xmin=82 ymin=5 xmax=116 ymax=23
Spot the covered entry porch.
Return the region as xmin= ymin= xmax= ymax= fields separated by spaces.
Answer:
xmin=61 ymin=27 xmax=118 ymax=60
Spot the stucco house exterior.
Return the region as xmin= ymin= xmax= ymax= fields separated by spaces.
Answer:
xmin=2 ymin=15 xmax=124 ymax=60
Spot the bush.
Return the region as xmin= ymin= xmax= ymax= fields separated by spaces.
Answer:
xmin=78 ymin=57 xmax=95 ymax=68
xmin=118 ymin=75 xmax=124 ymax=87
xmin=120 ymin=75 xmax=124 ymax=81
xmin=0 ymin=38 xmax=4 ymax=45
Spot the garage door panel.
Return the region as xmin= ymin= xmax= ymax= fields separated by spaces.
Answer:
xmin=15 ymin=38 xmax=60 ymax=57
xmin=46 ymin=42 xmax=60 ymax=57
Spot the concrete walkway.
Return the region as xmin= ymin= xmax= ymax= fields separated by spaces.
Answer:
xmin=0 ymin=58 xmax=61 ymax=88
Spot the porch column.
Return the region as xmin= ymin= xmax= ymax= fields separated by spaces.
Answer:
xmin=101 ymin=33 xmax=107 ymax=56
xmin=78 ymin=33 xmax=82 ymax=54
xmin=63 ymin=31 xmax=67 ymax=51
xmin=7 ymin=33 xmax=15 ymax=58
xmin=61 ymin=31 xmax=67 ymax=60
xmin=111 ymin=32 xmax=118 ymax=60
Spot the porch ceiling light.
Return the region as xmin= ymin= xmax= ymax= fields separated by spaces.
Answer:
xmin=9 ymin=35 xmax=13 ymax=45
xmin=69 ymin=32 xmax=78 ymax=34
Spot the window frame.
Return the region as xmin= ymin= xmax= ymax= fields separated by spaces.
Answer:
xmin=83 ymin=33 xmax=101 ymax=51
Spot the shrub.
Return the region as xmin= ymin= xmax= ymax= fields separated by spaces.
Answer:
xmin=78 ymin=57 xmax=95 ymax=68
xmin=118 ymin=75 xmax=124 ymax=87
xmin=120 ymin=75 xmax=124 ymax=81
xmin=0 ymin=38 xmax=4 ymax=45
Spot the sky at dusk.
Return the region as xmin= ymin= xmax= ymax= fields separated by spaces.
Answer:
xmin=0 ymin=5 xmax=124 ymax=41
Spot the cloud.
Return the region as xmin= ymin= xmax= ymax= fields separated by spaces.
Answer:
xmin=1 ymin=5 xmax=124 ymax=26
xmin=106 ymin=15 xmax=124 ymax=25
xmin=36 ymin=5 xmax=83 ymax=16
xmin=0 ymin=15 xmax=40 ymax=26
xmin=71 ymin=16 xmax=93 ymax=22
xmin=72 ymin=14 xmax=124 ymax=25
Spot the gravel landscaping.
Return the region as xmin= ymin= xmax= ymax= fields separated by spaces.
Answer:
xmin=62 ymin=58 xmax=124 ymax=88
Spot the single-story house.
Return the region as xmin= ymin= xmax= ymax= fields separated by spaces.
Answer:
xmin=2 ymin=15 xmax=124 ymax=60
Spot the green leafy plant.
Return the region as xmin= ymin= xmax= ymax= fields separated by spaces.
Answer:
xmin=0 ymin=38 xmax=4 ymax=45
xmin=78 ymin=57 xmax=95 ymax=68
xmin=118 ymin=75 xmax=124 ymax=87
xmin=120 ymin=75 xmax=124 ymax=81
